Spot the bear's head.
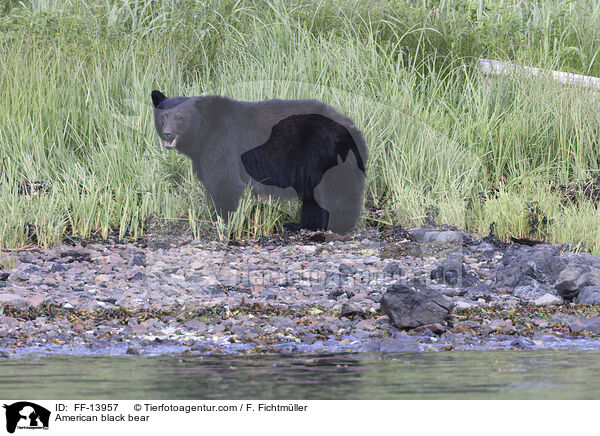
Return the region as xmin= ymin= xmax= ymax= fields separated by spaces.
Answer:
xmin=151 ymin=90 xmax=198 ymax=151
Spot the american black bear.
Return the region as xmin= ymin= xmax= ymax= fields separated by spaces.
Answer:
xmin=151 ymin=90 xmax=368 ymax=234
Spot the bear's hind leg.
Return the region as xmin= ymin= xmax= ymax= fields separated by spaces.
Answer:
xmin=298 ymin=197 xmax=329 ymax=231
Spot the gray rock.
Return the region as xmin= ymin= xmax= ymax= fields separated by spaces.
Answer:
xmin=551 ymin=313 xmax=600 ymax=333
xmin=556 ymin=262 xmax=600 ymax=300
xmin=360 ymin=337 xmax=424 ymax=352
xmin=495 ymin=244 xmax=565 ymax=290
xmin=380 ymin=283 xmax=454 ymax=329
xmin=576 ymin=286 xmax=600 ymax=305
xmin=340 ymin=302 xmax=363 ymax=317
xmin=514 ymin=283 xmax=557 ymax=300
xmin=410 ymin=228 xmax=470 ymax=243
xmin=533 ymin=293 xmax=562 ymax=306
xmin=0 ymin=294 xmax=25 ymax=306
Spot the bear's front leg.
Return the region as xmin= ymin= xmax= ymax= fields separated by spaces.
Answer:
xmin=207 ymin=181 xmax=244 ymax=223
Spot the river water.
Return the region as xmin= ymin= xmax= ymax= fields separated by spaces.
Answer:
xmin=1 ymin=349 xmax=600 ymax=399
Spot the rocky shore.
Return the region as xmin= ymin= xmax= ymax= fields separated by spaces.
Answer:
xmin=1 ymin=225 xmax=600 ymax=357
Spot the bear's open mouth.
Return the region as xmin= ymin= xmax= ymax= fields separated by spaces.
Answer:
xmin=164 ymin=137 xmax=177 ymax=149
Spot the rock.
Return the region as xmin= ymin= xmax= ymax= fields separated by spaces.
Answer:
xmin=50 ymin=263 xmax=68 ymax=272
xmin=551 ymin=313 xmax=600 ymax=333
xmin=301 ymin=333 xmax=318 ymax=344
xmin=59 ymin=248 xmax=91 ymax=263
xmin=430 ymin=256 xmax=477 ymax=287
xmin=124 ymin=324 xmax=148 ymax=335
xmin=360 ymin=337 xmax=424 ymax=352
xmin=95 ymin=274 xmax=109 ymax=283
xmin=363 ymin=256 xmax=379 ymax=265
xmin=354 ymin=319 xmax=376 ymax=331
xmin=126 ymin=344 xmax=143 ymax=355
xmin=533 ymin=293 xmax=562 ymax=306
xmin=0 ymin=316 xmax=20 ymax=328
xmin=410 ymin=229 xmax=470 ymax=243
xmin=131 ymin=254 xmax=146 ymax=266
xmin=0 ymin=294 xmax=25 ymax=306
xmin=383 ymin=262 xmax=403 ymax=278
xmin=380 ymin=283 xmax=454 ymax=329
xmin=487 ymin=319 xmax=515 ymax=334
xmin=130 ymin=271 xmax=145 ymax=281
xmin=25 ymin=294 xmax=45 ymax=306
xmin=514 ymin=283 xmax=557 ymax=300
xmin=556 ymin=263 xmax=600 ymax=301
xmin=338 ymin=263 xmax=357 ymax=275
xmin=463 ymin=284 xmax=493 ymax=300
xmin=340 ymin=302 xmax=363 ymax=318
xmin=414 ymin=323 xmax=445 ymax=335
xmin=495 ymin=244 xmax=565 ymax=290
xmin=510 ymin=337 xmax=535 ymax=349
xmin=576 ymin=286 xmax=600 ymax=305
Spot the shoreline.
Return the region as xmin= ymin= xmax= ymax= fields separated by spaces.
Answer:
xmin=1 ymin=226 xmax=600 ymax=357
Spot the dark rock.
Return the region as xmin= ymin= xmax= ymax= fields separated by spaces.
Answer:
xmin=59 ymin=249 xmax=91 ymax=263
xmin=130 ymin=271 xmax=145 ymax=281
xmin=464 ymin=284 xmax=493 ymax=300
xmin=430 ymin=256 xmax=477 ymax=287
xmin=383 ymin=262 xmax=403 ymax=278
xmin=414 ymin=323 xmax=445 ymax=335
xmin=50 ymin=263 xmax=68 ymax=273
xmin=576 ymin=286 xmax=600 ymax=305
xmin=260 ymin=288 xmax=278 ymax=300
xmin=510 ymin=337 xmax=535 ymax=349
xmin=131 ymin=253 xmax=146 ymax=266
xmin=495 ymin=244 xmax=565 ymax=291
xmin=380 ymin=283 xmax=454 ymax=329
xmin=0 ymin=273 xmax=9 ymax=281
xmin=126 ymin=344 xmax=143 ymax=355
xmin=339 ymin=264 xmax=357 ymax=275
xmin=328 ymin=288 xmax=346 ymax=300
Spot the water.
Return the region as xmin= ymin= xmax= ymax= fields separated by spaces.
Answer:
xmin=1 ymin=350 xmax=600 ymax=399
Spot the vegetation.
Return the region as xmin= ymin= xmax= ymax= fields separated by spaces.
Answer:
xmin=1 ymin=0 xmax=600 ymax=251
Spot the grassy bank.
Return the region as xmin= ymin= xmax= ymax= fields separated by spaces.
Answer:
xmin=0 ymin=0 xmax=599 ymax=252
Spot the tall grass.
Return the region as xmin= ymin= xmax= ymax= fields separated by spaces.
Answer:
xmin=0 ymin=0 xmax=599 ymax=251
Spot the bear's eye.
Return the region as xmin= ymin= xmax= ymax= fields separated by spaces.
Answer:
xmin=175 ymin=113 xmax=184 ymax=120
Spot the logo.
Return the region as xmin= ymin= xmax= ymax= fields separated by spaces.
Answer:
xmin=3 ymin=402 xmax=50 ymax=434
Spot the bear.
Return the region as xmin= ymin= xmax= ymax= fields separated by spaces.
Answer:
xmin=151 ymin=90 xmax=368 ymax=234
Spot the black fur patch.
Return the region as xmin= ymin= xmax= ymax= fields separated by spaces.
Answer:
xmin=240 ymin=114 xmax=366 ymax=199
xmin=152 ymin=90 xmax=188 ymax=110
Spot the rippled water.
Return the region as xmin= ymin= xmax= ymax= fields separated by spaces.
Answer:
xmin=2 ymin=350 xmax=600 ymax=399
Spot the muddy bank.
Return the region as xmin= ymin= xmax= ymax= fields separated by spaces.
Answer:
xmin=1 ymin=226 xmax=600 ymax=357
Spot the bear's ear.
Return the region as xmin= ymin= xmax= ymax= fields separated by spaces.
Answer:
xmin=151 ymin=90 xmax=167 ymax=108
